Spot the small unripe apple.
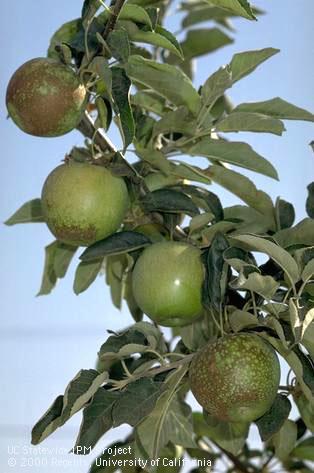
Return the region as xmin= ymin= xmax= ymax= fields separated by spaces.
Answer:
xmin=6 ymin=58 xmax=86 ymax=137
xmin=132 ymin=241 xmax=204 ymax=327
xmin=190 ymin=333 xmax=280 ymax=423
xmin=41 ymin=162 xmax=129 ymax=246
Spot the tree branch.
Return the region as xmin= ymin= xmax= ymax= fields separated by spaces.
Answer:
xmin=102 ymin=0 xmax=127 ymax=40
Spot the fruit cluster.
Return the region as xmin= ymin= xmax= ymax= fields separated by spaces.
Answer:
xmin=6 ymin=53 xmax=281 ymax=430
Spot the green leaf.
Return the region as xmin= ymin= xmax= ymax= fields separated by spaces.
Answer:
xmin=73 ymin=388 xmax=118 ymax=452
xmin=95 ymin=97 xmax=110 ymax=131
xmin=60 ymin=370 xmax=109 ymax=426
xmin=89 ymin=56 xmax=112 ymax=96
xmin=128 ymin=27 xmax=183 ymax=59
xmin=5 ymin=198 xmax=44 ymax=225
xmin=204 ymin=0 xmax=256 ymax=20
xmin=153 ymin=106 xmax=197 ymax=137
xmin=179 ymin=317 xmax=211 ymax=351
xmin=119 ymin=4 xmax=153 ymax=29
xmin=203 ymin=232 xmax=229 ymax=311
xmin=260 ymin=334 xmax=314 ymax=403
xmin=184 ymin=138 xmax=278 ymax=179
xmin=293 ymin=391 xmax=314 ymax=433
xmin=37 ymin=241 xmax=76 ymax=296
xmin=306 ymin=182 xmax=314 ymax=217
xmin=73 ymin=260 xmax=103 ymax=295
xmin=224 ymin=205 xmax=273 ymax=233
xmin=127 ymin=55 xmax=201 ymax=115
xmin=107 ymin=29 xmax=130 ymax=63
xmin=255 ymin=394 xmax=291 ymax=441
xmin=112 ymin=67 xmax=135 ymax=149
xmin=302 ymin=258 xmax=314 ymax=282
xmin=234 ymin=97 xmax=314 ymax=122
xmin=136 ymin=367 xmax=195 ymax=459
xmin=274 ymin=218 xmax=314 ymax=248
xmin=189 ymin=212 xmax=214 ymax=234
xmin=208 ymin=165 xmax=275 ymax=223
xmin=155 ymin=25 xmax=184 ymax=59
xmin=99 ymin=322 xmax=165 ymax=361
xmin=31 ymin=396 xmax=64 ymax=445
xmin=231 ymin=234 xmax=300 ymax=284
xmin=132 ymin=90 xmax=166 ymax=116
xmin=47 ymin=18 xmax=82 ymax=60
xmin=171 ymin=162 xmax=212 ymax=185
xmin=216 ymin=112 xmax=285 ymax=135
xmin=182 ymin=6 xmax=239 ymax=29
xmin=292 ymin=437 xmax=314 ymax=461
xmin=80 ymin=231 xmax=151 ymax=261
xmin=32 ymin=370 xmax=108 ymax=445
xmin=228 ymin=309 xmax=259 ymax=332
xmin=82 ymin=0 xmax=102 ymax=27
xmin=272 ymin=419 xmax=297 ymax=461
xmin=141 ymin=188 xmax=200 ymax=216
xmin=203 ymin=411 xmax=250 ymax=455
xmin=200 ymin=66 xmax=232 ymax=115
xmin=181 ymin=28 xmax=233 ymax=59
xmin=136 ymin=145 xmax=172 ymax=175
xmin=232 ymin=272 xmax=280 ymax=300
xmin=112 ymin=378 xmax=164 ymax=427
xmin=230 ymin=47 xmax=279 ymax=83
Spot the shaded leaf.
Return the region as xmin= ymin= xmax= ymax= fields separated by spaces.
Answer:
xmin=73 ymin=388 xmax=118 ymax=452
xmin=255 ymin=394 xmax=291 ymax=441
xmin=141 ymin=189 xmax=200 ymax=216
xmin=203 ymin=411 xmax=250 ymax=455
xmin=184 ymin=138 xmax=278 ymax=179
xmin=306 ymin=182 xmax=314 ymax=217
xmin=230 ymin=47 xmax=279 ymax=83
xmin=154 ymin=106 xmax=196 ymax=137
xmin=112 ymin=378 xmax=164 ymax=427
xmin=276 ymin=198 xmax=295 ymax=230
xmin=81 ymin=231 xmax=151 ymax=261
xmin=107 ymin=29 xmax=130 ymax=63
xmin=112 ymin=67 xmax=135 ymax=149
xmin=203 ymin=232 xmax=229 ymax=311
xmin=272 ymin=419 xmax=297 ymax=461
xmin=136 ymin=366 xmax=194 ymax=459
xmin=127 ymin=55 xmax=201 ymax=115
xmin=5 ymin=199 xmax=44 ymax=225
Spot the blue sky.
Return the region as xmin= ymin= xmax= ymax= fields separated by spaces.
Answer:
xmin=0 ymin=1 xmax=313 ymax=471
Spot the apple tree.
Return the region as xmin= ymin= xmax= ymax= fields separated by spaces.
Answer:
xmin=5 ymin=0 xmax=314 ymax=472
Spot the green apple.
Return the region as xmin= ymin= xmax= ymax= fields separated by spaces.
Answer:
xmin=190 ymin=333 xmax=280 ymax=423
xmin=41 ymin=161 xmax=129 ymax=246
xmin=6 ymin=57 xmax=86 ymax=137
xmin=132 ymin=241 xmax=204 ymax=327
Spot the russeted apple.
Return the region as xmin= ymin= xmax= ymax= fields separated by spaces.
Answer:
xmin=190 ymin=333 xmax=280 ymax=423
xmin=6 ymin=57 xmax=86 ymax=137
xmin=41 ymin=161 xmax=129 ymax=246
